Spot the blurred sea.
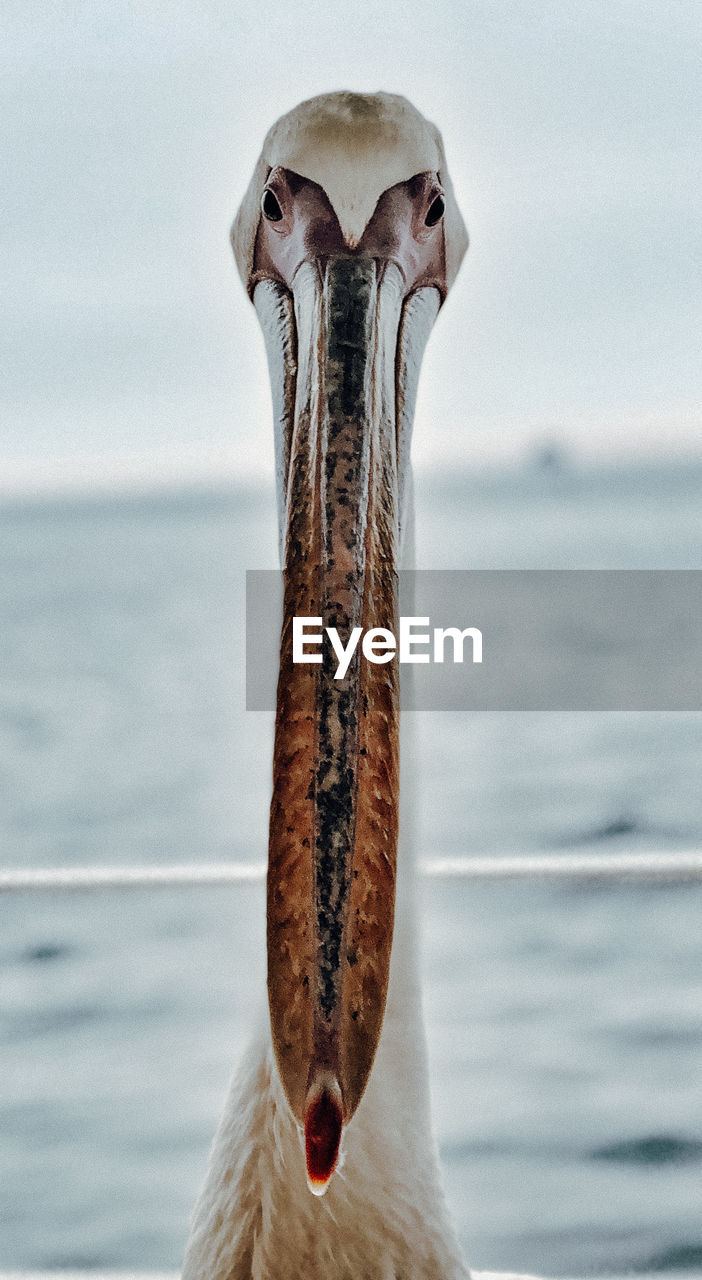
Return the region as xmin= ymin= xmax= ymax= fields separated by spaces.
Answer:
xmin=1 ymin=457 xmax=701 ymax=1275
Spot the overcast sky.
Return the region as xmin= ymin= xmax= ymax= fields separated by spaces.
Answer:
xmin=2 ymin=0 xmax=701 ymax=492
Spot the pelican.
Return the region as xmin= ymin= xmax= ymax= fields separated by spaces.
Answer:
xmin=183 ymin=91 xmax=471 ymax=1280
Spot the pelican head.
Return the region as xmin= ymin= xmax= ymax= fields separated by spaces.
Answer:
xmin=232 ymin=91 xmax=468 ymax=1194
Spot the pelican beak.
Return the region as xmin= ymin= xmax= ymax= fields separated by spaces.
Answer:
xmin=244 ymin=158 xmax=450 ymax=1192
xmin=254 ymin=250 xmax=441 ymax=1192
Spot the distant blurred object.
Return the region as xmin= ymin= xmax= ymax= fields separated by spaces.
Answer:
xmin=529 ymin=436 xmax=570 ymax=474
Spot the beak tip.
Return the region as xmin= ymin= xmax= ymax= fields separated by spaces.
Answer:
xmin=306 ymin=1174 xmax=333 ymax=1198
xmin=304 ymin=1075 xmax=344 ymax=1194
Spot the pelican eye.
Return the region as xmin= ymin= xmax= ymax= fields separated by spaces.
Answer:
xmin=425 ymin=194 xmax=445 ymax=227
xmin=262 ymin=189 xmax=284 ymax=222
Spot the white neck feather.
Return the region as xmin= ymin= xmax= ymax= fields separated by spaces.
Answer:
xmin=182 ymin=487 xmax=469 ymax=1280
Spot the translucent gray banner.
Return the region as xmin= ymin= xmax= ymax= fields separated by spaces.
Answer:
xmin=246 ymin=570 xmax=702 ymax=711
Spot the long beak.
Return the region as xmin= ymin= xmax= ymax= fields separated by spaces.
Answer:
xmin=255 ymin=258 xmax=439 ymax=1193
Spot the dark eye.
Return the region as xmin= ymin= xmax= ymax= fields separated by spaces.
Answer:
xmin=425 ymin=195 xmax=445 ymax=227
xmin=261 ymin=188 xmax=284 ymax=222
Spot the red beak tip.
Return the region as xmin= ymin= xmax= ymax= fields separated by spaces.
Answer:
xmin=304 ymin=1084 xmax=343 ymax=1194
